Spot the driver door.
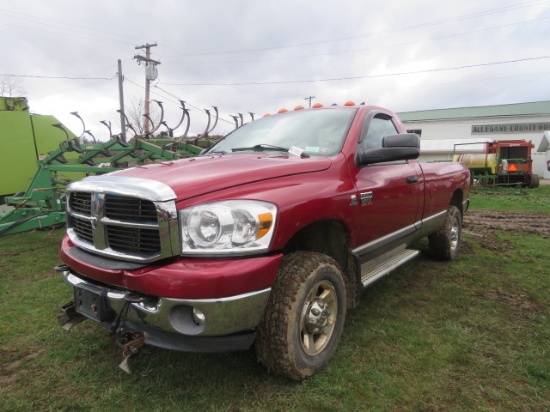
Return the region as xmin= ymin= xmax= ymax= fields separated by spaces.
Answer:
xmin=350 ymin=112 xmax=422 ymax=257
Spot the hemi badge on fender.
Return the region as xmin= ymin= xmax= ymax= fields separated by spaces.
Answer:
xmin=360 ymin=191 xmax=373 ymax=204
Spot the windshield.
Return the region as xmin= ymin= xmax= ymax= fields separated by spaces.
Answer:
xmin=205 ymin=108 xmax=357 ymax=157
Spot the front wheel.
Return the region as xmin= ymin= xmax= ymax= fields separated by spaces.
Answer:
xmin=429 ymin=205 xmax=462 ymax=261
xmin=256 ymin=251 xmax=347 ymax=381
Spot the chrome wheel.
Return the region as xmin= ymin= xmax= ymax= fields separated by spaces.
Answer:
xmin=256 ymin=251 xmax=347 ymax=381
xmin=300 ymin=281 xmax=338 ymax=356
xmin=450 ymin=215 xmax=460 ymax=253
xmin=428 ymin=205 xmax=462 ymax=261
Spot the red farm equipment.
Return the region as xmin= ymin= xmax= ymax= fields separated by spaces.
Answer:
xmin=453 ymin=139 xmax=540 ymax=188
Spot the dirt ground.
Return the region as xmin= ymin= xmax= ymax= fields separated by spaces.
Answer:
xmin=463 ymin=210 xmax=550 ymax=239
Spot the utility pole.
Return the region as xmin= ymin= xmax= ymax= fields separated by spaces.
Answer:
xmin=134 ymin=43 xmax=160 ymax=134
xmin=305 ymin=95 xmax=316 ymax=108
xmin=117 ymin=59 xmax=126 ymax=142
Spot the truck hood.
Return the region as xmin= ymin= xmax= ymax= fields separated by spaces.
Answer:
xmin=109 ymin=154 xmax=333 ymax=201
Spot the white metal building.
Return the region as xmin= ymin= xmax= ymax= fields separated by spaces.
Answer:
xmin=397 ymin=101 xmax=550 ymax=179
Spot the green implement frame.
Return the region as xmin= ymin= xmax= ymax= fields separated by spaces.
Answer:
xmin=0 ymin=135 xmax=209 ymax=237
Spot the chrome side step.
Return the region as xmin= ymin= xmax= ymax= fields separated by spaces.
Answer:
xmin=360 ymin=246 xmax=420 ymax=287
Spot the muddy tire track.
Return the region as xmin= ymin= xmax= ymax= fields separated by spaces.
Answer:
xmin=463 ymin=210 xmax=550 ymax=238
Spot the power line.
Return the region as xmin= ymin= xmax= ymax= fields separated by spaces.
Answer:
xmin=0 ymin=8 xmax=137 ymax=45
xmin=155 ymin=0 xmax=549 ymax=57
xmin=124 ymin=77 xmax=233 ymax=126
xmin=0 ymin=73 xmax=114 ymax=80
xmin=159 ymin=56 xmax=550 ymax=87
xmin=354 ymin=69 xmax=550 ymax=96
xmin=173 ymin=15 xmax=550 ymax=66
xmin=153 ymin=85 xmax=234 ymax=125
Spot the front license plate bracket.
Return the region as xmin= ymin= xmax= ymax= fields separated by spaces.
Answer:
xmin=74 ymin=283 xmax=115 ymax=322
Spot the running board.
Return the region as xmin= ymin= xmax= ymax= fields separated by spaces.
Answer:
xmin=360 ymin=247 xmax=420 ymax=287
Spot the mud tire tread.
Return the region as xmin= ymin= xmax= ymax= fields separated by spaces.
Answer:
xmin=255 ymin=251 xmax=346 ymax=381
xmin=429 ymin=205 xmax=462 ymax=261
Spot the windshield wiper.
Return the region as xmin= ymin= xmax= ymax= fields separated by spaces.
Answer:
xmin=231 ymin=144 xmax=289 ymax=153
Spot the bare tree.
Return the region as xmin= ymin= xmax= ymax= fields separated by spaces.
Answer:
xmin=126 ymin=96 xmax=160 ymax=136
xmin=0 ymin=76 xmax=25 ymax=97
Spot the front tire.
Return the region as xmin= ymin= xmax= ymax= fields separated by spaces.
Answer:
xmin=256 ymin=251 xmax=347 ymax=381
xmin=429 ymin=205 xmax=462 ymax=261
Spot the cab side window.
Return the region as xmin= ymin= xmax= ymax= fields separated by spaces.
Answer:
xmin=363 ymin=114 xmax=399 ymax=149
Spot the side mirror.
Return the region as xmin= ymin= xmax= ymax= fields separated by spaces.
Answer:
xmin=382 ymin=133 xmax=420 ymax=149
xmin=356 ymin=133 xmax=420 ymax=166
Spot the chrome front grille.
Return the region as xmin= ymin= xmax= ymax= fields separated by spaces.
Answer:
xmin=105 ymin=225 xmax=160 ymax=255
xmin=68 ymin=215 xmax=94 ymax=244
xmin=69 ymin=192 xmax=92 ymax=215
xmin=105 ymin=195 xmax=158 ymax=223
xmin=66 ymin=176 xmax=179 ymax=263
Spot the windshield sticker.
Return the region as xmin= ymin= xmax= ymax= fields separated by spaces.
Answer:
xmin=288 ymin=146 xmax=304 ymax=157
xmin=305 ymin=146 xmax=320 ymax=153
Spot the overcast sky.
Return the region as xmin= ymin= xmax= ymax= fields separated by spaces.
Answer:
xmin=2 ymin=0 xmax=550 ymax=139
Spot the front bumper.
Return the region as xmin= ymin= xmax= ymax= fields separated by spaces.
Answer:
xmin=59 ymin=268 xmax=271 ymax=352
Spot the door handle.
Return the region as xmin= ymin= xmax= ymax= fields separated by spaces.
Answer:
xmin=407 ymin=176 xmax=418 ymax=184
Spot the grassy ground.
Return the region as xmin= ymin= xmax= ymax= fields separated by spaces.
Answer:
xmin=468 ymin=184 xmax=549 ymax=211
xmin=1 ymin=187 xmax=548 ymax=411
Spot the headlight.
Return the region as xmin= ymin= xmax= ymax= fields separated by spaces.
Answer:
xmin=179 ymin=200 xmax=277 ymax=255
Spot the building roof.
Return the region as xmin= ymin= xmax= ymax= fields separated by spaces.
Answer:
xmin=398 ymin=101 xmax=550 ymax=122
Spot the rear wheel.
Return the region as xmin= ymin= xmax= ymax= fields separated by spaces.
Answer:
xmin=429 ymin=205 xmax=462 ymax=261
xmin=528 ymin=174 xmax=540 ymax=189
xmin=256 ymin=251 xmax=346 ymax=381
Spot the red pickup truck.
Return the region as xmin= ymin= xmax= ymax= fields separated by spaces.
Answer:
xmin=57 ymin=103 xmax=470 ymax=380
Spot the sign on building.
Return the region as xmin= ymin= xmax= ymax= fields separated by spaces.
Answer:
xmin=472 ymin=123 xmax=550 ymax=134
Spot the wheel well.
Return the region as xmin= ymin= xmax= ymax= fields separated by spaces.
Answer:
xmin=283 ymin=220 xmax=361 ymax=308
xmin=284 ymin=220 xmax=348 ymax=268
xmin=450 ymin=189 xmax=464 ymax=215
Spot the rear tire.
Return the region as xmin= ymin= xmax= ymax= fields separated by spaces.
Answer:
xmin=256 ymin=251 xmax=346 ymax=381
xmin=429 ymin=206 xmax=462 ymax=261
xmin=528 ymin=174 xmax=540 ymax=189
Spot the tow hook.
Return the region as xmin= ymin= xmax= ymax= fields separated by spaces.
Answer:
xmin=57 ymin=300 xmax=86 ymax=331
xmin=116 ymin=333 xmax=145 ymax=374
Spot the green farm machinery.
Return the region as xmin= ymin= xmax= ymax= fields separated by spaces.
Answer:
xmin=0 ymin=97 xmax=221 ymax=236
